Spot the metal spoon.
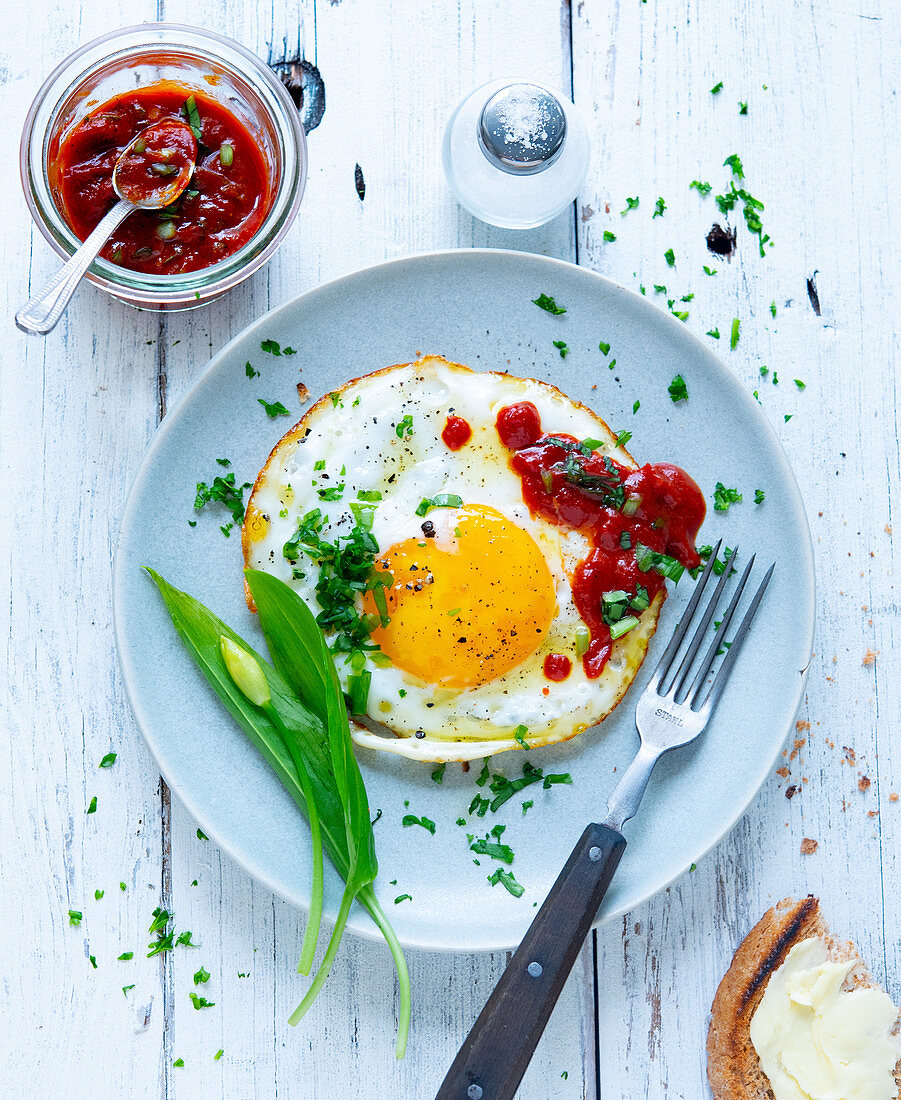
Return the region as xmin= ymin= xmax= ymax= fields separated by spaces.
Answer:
xmin=16 ymin=118 xmax=197 ymax=336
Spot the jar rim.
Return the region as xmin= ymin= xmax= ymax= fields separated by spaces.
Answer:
xmin=20 ymin=23 xmax=307 ymax=307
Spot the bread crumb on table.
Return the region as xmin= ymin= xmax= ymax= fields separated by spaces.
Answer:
xmin=800 ymin=837 xmax=818 ymax=854
xmin=858 ymin=775 xmax=871 ymax=792
xmin=795 ymin=720 xmax=810 ymax=731
xmin=862 ymin=649 xmax=878 ymax=666
xmin=776 ymin=766 xmax=790 ymax=778
xmin=889 ymin=792 xmax=899 ymax=803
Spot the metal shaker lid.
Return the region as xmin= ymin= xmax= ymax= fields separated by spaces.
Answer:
xmin=477 ymin=83 xmax=567 ymax=174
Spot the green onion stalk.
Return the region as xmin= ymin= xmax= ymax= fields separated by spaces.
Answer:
xmin=147 ymin=568 xmax=411 ymax=1057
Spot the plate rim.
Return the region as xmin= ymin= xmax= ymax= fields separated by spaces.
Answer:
xmin=113 ymin=247 xmax=816 ymax=953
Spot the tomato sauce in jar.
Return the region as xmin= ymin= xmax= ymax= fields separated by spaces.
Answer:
xmin=53 ymin=85 xmax=271 ymax=274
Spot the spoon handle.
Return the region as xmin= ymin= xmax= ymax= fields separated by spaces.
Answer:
xmin=16 ymin=199 xmax=135 ymax=336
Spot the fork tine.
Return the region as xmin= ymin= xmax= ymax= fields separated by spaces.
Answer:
xmin=682 ymin=554 xmax=756 ymax=704
xmin=647 ymin=539 xmax=724 ymax=691
xmin=665 ymin=546 xmax=740 ymax=698
xmin=694 ymin=563 xmax=775 ymax=713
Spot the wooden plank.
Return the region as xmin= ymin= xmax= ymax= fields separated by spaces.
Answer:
xmin=152 ymin=1 xmax=593 ymax=1097
xmin=0 ymin=3 xmax=168 ymax=1095
xmin=573 ymin=0 xmax=900 ymax=1094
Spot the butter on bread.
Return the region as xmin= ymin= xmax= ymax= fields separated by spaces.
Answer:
xmin=706 ymin=895 xmax=901 ymax=1099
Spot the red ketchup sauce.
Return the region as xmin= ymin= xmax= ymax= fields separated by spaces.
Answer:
xmin=441 ymin=414 xmax=472 ymax=451
xmin=496 ymin=401 xmax=706 ymax=679
xmin=543 ymin=654 xmax=572 ymax=681
xmin=53 ymin=86 xmax=271 ymax=274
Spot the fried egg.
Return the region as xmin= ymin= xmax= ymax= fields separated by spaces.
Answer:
xmin=243 ymin=356 xmax=665 ymax=762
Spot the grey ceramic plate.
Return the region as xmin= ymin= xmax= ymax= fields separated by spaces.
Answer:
xmin=114 ymin=249 xmax=815 ymax=953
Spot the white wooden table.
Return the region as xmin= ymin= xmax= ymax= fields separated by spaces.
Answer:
xmin=2 ymin=1 xmax=899 ymax=1096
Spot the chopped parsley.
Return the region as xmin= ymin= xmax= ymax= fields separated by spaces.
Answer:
xmin=739 ymin=101 xmax=748 ymax=115
xmin=514 ymin=724 xmax=529 ymax=749
xmin=653 ymin=197 xmax=666 ymax=218
xmin=614 ymin=430 xmax=632 ymax=448
xmin=194 ymin=967 xmax=210 ymax=985
xmin=668 ymin=374 xmax=689 ymax=402
xmin=621 ymin=196 xmax=639 ymax=214
xmin=703 ymin=265 xmax=717 ymax=276
xmin=690 ymin=180 xmax=712 ymax=195
xmin=713 ymin=483 xmax=743 ymax=511
xmin=603 ymin=230 xmax=617 ymax=242
xmin=723 ymin=153 xmax=744 ymax=178
xmin=196 ymin=828 xmax=208 ymax=840
xmin=532 ymin=293 xmax=566 ymax=315
xmin=431 ymin=763 xmax=446 ymax=784
xmin=120 ymin=882 xmax=127 ymax=891
xmin=214 ymin=1050 xmax=224 ymax=1061
xmin=711 ymin=81 xmax=724 ymax=94
xmin=98 ymin=752 xmax=117 ymax=768
xmin=770 ymin=300 xmax=777 ymax=317
xmin=730 ymin=318 xmax=741 ymax=348
xmin=95 ymin=889 xmax=104 ymax=900
xmin=794 ymin=379 xmax=806 ymax=390
xmin=598 ymin=340 xmax=611 ymax=355
xmin=402 ymin=814 xmax=436 ymax=835
xmin=634 ymin=543 xmax=685 ymax=583
xmin=633 ymin=400 xmax=640 ymax=414
xmin=715 ymin=175 xmax=771 ymax=256
xmin=317 ymin=483 xmax=345 ymax=503
xmin=488 ymin=868 xmax=525 ymax=897
xmin=784 ymin=414 xmax=793 ymax=422
xmin=395 ymin=414 xmax=414 ymax=439
xmin=690 ymin=544 xmax=737 ymax=579
xmin=118 ymin=951 xmax=134 ymax=960
xmin=282 ymin=505 xmax=387 ymax=683
xmin=664 ymin=248 xmax=676 ymax=267
xmin=330 ymin=392 xmax=343 ymax=408
xmin=68 ymin=910 xmax=82 ymax=926
xmin=552 ymin=339 xmax=569 ymax=357
xmin=87 ymin=796 xmax=97 ymax=814
xmin=394 ymin=894 xmax=413 ymax=904
xmin=189 ymin=993 xmax=215 ymax=1010
xmin=245 ymin=362 xmax=260 ymax=378
xmin=558 ymin=451 xmax=625 ymax=509
xmin=415 ymin=493 xmax=463 ymax=516
xmin=754 ymin=489 xmax=766 ymax=504
xmin=707 ymin=327 xmax=721 ymax=339
xmin=522 ymin=800 xmax=534 ymax=815
xmin=258 ymin=398 xmax=291 ymax=418
xmin=484 ymin=761 xmax=546 ymax=812
xmin=653 ymin=284 xmax=666 ymax=294
xmin=261 ymin=339 xmax=282 ymax=355
xmin=173 ymin=1058 xmax=184 ymax=1067
xmin=543 ymin=772 xmax=573 ymax=789
xmin=469 ymin=825 xmax=515 ymax=864
xmin=194 ymin=471 xmax=252 ymax=527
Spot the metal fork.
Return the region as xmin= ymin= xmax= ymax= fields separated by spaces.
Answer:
xmin=435 ymin=543 xmax=774 ymax=1100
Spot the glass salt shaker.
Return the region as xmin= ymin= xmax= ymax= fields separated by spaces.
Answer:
xmin=442 ymin=79 xmax=590 ymax=229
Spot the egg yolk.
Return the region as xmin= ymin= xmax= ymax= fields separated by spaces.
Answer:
xmin=365 ymin=504 xmax=556 ymax=688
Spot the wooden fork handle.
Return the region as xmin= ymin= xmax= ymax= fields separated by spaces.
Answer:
xmin=434 ymin=822 xmax=626 ymax=1100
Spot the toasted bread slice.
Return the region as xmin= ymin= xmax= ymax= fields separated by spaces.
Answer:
xmin=706 ymin=895 xmax=901 ymax=1099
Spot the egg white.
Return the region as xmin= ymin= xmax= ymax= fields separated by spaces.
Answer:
xmin=243 ymin=356 xmax=664 ymax=762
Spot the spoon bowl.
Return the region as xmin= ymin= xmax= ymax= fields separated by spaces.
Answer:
xmin=112 ymin=118 xmax=197 ymax=209
xmin=16 ymin=118 xmax=197 ymax=335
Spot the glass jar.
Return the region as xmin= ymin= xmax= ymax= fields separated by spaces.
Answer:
xmin=20 ymin=24 xmax=307 ymax=311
